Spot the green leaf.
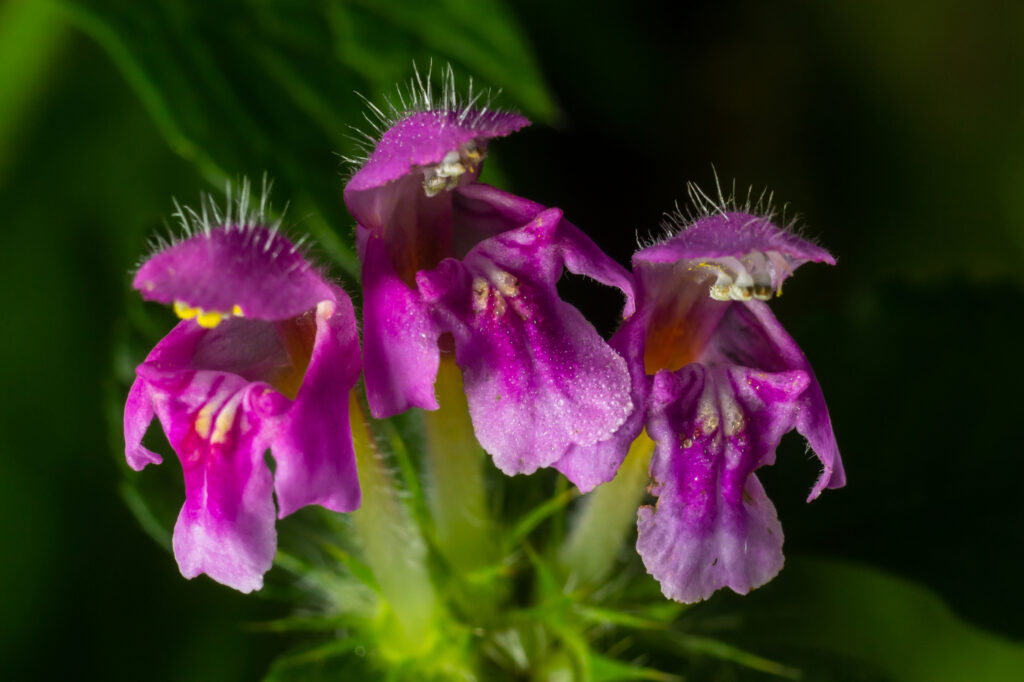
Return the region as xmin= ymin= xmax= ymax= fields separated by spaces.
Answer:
xmin=588 ymin=651 xmax=682 ymax=682
xmin=505 ymin=486 xmax=578 ymax=550
xmin=342 ymin=0 xmax=557 ymax=122
xmin=673 ymin=635 xmax=800 ymax=680
xmin=54 ymin=0 xmax=556 ymax=280
xmin=736 ymin=558 xmax=1024 ymax=682
xmin=263 ymin=637 xmax=375 ymax=682
xmin=573 ymin=605 xmax=671 ymax=632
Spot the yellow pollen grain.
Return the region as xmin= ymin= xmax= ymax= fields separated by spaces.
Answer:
xmin=196 ymin=310 xmax=224 ymax=328
xmin=232 ymin=304 xmax=244 ymax=316
xmin=174 ymin=301 xmax=199 ymax=319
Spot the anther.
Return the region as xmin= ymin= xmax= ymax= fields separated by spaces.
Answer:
xmin=173 ymin=300 xmax=241 ymax=329
xmin=420 ymin=142 xmax=485 ymax=197
xmin=196 ymin=311 xmax=224 ymax=328
xmin=729 ymin=269 xmax=755 ymax=301
xmin=699 ymin=250 xmax=794 ymax=302
xmin=699 ymin=262 xmax=736 ymax=301
xmin=174 ymin=300 xmax=199 ymax=319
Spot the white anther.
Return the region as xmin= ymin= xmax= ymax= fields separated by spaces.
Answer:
xmin=699 ymin=261 xmax=736 ymax=301
xmin=698 ymin=250 xmax=795 ymax=302
xmin=421 ymin=144 xmax=485 ymax=197
xmin=742 ymin=251 xmax=773 ymax=298
xmin=751 ymin=280 xmax=774 ymax=301
xmin=422 ymin=173 xmax=450 ymax=197
xmin=729 ymin=268 xmax=755 ymax=301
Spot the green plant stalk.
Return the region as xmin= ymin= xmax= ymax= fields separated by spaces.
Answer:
xmin=559 ymin=431 xmax=655 ymax=588
xmin=421 ymin=355 xmax=496 ymax=575
xmin=349 ymin=392 xmax=438 ymax=653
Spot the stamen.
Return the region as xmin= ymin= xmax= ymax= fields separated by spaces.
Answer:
xmin=173 ymin=300 xmax=243 ymax=329
xmin=196 ymin=311 xmax=225 ymax=328
xmin=728 ymin=268 xmax=754 ymax=301
xmin=421 ymin=141 xmax=486 ymax=197
xmin=697 ymin=263 xmax=735 ymax=301
xmin=174 ymin=301 xmax=200 ymax=319
xmin=697 ymin=250 xmax=794 ymax=302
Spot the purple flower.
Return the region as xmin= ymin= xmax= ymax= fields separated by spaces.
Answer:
xmin=556 ymin=193 xmax=845 ymax=602
xmin=125 ymin=189 xmax=361 ymax=592
xmin=343 ymin=69 xmax=634 ymax=475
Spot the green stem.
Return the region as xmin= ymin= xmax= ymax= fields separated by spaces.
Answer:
xmin=559 ymin=432 xmax=655 ymax=589
xmin=421 ymin=355 xmax=495 ymax=574
xmin=349 ymin=392 xmax=437 ymax=652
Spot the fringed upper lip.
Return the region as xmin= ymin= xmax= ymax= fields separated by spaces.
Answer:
xmin=345 ymin=109 xmax=530 ymax=195
xmin=634 ymin=211 xmax=835 ymax=266
xmin=133 ymin=225 xmax=335 ymax=321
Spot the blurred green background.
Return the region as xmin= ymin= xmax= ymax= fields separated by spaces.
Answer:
xmin=1 ymin=0 xmax=1022 ymax=679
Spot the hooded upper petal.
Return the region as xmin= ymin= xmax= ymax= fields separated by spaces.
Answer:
xmin=636 ymin=212 xmax=835 ymax=267
xmin=636 ymin=212 xmax=834 ymax=304
xmin=345 ymin=109 xmax=529 ymax=195
xmin=637 ymin=364 xmax=809 ymax=603
xmin=134 ymin=225 xmax=334 ymax=320
xmin=417 ymin=202 xmax=633 ymax=475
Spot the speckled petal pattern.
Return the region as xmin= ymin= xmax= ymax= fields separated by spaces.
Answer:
xmin=638 ymin=365 xmax=809 ymax=603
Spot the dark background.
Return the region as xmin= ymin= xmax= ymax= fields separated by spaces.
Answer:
xmin=1 ymin=0 xmax=1021 ymax=679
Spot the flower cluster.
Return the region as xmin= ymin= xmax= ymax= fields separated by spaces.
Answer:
xmin=125 ymin=70 xmax=843 ymax=603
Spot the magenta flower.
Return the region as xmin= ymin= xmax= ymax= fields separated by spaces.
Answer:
xmin=556 ymin=194 xmax=845 ymax=602
xmin=343 ymin=70 xmax=634 ymax=475
xmin=125 ymin=191 xmax=361 ymax=592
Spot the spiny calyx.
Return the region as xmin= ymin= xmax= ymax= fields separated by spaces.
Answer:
xmin=174 ymin=300 xmax=244 ymax=329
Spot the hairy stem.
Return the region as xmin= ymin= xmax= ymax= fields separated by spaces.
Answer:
xmin=559 ymin=432 xmax=655 ymax=588
xmin=349 ymin=392 xmax=437 ymax=651
xmin=421 ymin=355 xmax=495 ymax=574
